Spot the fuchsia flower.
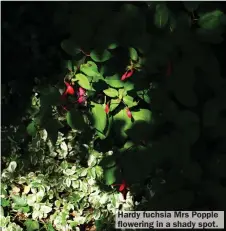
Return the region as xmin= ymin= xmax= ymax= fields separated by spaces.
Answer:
xmin=77 ymin=87 xmax=87 ymax=104
xmin=112 ymin=179 xmax=129 ymax=200
xmin=105 ymin=103 xmax=110 ymax=114
xmin=126 ymin=108 xmax=132 ymax=118
xmin=63 ymin=81 xmax=75 ymax=96
xmin=121 ymin=69 xmax=134 ymax=81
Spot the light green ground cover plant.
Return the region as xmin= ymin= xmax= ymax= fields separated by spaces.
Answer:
xmin=1 ymin=1 xmax=226 ymax=230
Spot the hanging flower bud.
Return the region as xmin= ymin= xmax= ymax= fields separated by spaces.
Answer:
xmin=126 ymin=108 xmax=132 ymax=118
xmin=121 ymin=69 xmax=134 ymax=81
xmin=105 ymin=103 xmax=110 ymax=114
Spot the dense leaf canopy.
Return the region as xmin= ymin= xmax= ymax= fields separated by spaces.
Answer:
xmin=1 ymin=1 xmax=226 ymax=231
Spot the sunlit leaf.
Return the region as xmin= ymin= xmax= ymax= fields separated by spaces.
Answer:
xmin=80 ymin=61 xmax=99 ymax=76
xmin=27 ymin=121 xmax=37 ymax=136
xmin=90 ymin=49 xmax=112 ymax=62
xmin=105 ymin=74 xmax=124 ymax=88
xmin=91 ymin=102 xmax=107 ymax=138
xmin=103 ymin=88 xmax=118 ymax=98
xmin=129 ymin=47 xmax=138 ymax=61
xmin=104 ymin=166 xmax=117 ymax=185
xmin=24 ymin=219 xmax=40 ymax=231
xmin=8 ymin=161 xmax=17 ymax=173
xmin=75 ymin=73 xmax=92 ymax=90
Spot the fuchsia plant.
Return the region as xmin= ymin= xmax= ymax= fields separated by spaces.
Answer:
xmin=112 ymin=179 xmax=129 ymax=200
xmin=121 ymin=69 xmax=134 ymax=81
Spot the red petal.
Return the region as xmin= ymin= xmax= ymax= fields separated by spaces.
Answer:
xmin=121 ymin=72 xmax=128 ymax=81
xmin=79 ymin=87 xmax=86 ymax=96
xmin=126 ymin=70 xmax=134 ymax=78
xmin=64 ymin=81 xmax=71 ymax=87
xmin=105 ymin=103 xmax=110 ymax=114
xmin=121 ymin=69 xmax=134 ymax=81
xmin=67 ymin=86 xmax=75 ymax=95
xmin=119 ymin=183 xmax=126 ymax=192
xmin=64 ymin=81 xmax=75 ymax=95
xmin=126 ymin=108 xmax=132 ymax=118
xmin=78 ymin=96 xmax=86 ymax=104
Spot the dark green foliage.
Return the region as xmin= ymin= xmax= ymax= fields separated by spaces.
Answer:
xmin=1 ymin=1 xmax=226 ymax=230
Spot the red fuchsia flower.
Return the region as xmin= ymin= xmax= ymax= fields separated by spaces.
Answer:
xmin=77 ymin=87 xmax=87 ymax=104
xmin=78 ymin=87 xmax=86 ymax=96
xmin=121 ymin=69 xmax=134 ymax=81
xmin=166 ymin=61 xmax=172 ymax=77
xmin=64 ymin=81 xmax=75 ymax=96
xmin=112 ymin=179 xmax=129 ymax=200
xmin=77 ymin=96 xmax=86 ymax=104
xmin=105 ymin=103 xmax=110 ymax=114
xmin=126 ymin=108 xmax=132 ymax=118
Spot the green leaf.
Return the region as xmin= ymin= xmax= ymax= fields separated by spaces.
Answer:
xmin=198 ymin=10 xmax=225 ymax=30
xmin=1 ymin=198 xmax=10 ymax=207
xmin=66 ymin=109 xmax=87 ymax=130
xmin=61 ymin=39 xmax=81 ymax=56
xmin=108 ymin=43 xmax=118 ymax=49
xmin=91 ymin=102 xmax=107 ymax=137
xmin=154 ymin=4 xmax=169 ymax=28
xmin=8 ymin=161 xmax=17 ymax=173
xmin=63 ymin=60 xmax=78 ymax=72
xmin=80 ymin=61 xmax=99 ymax=76
xmin=129 ymin=47 xmax=138 ymax=61
xmin=95 ymin=166 xmax=103 ymax=178
xmin=137 ymin=89 xmax=151 ymax=104
xmin=119 ymin=89 xmax=127 ymax=99
xmin=123 ymin=95 xmax=138 ymax=108
xmin=40 ymin=205 xmax=52 ymax=214
xmin=124 ymin=81 xmax=135 ymax=91
xmin=104 ymin=166 xmax=117 ymax=185
xmin=133 ymin=109 xmax=152 ymax=123
xmin=113 ymin=108 xmax=133 ymax=139
xmin=100 ymin=156 xmax=116 ymax=169
xmin=90 ymin=49 xmax=112 ymax=62
xmin=183 ymin=2 xmax=200 ymax=12
xmin=24 ymin=219 xmax=39 ymax=231
xmin=74 ymin=73 xmax=92 ymax=90
xmin=103 ymin=88 xmax=118 ymax=98
xmin=27 ymin=122 xmax=37 ymax=137
xmin=110 ymin=98 xmax=121 ymax=112
xmin=46 ymin=223 xmax=55 ymax=231
xmin=12 ymin=195 xmax=27 ymax=207
xmin=105 ymin=74 xmax=124 ymax=88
